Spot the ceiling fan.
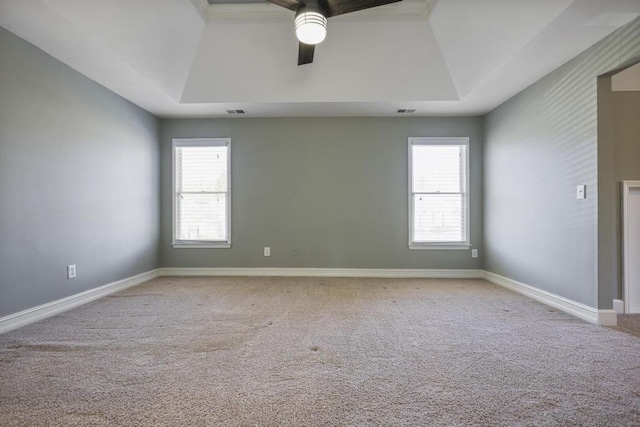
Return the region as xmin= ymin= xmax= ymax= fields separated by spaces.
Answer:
xmin=266 ymin=0 xmax=403 ymax=65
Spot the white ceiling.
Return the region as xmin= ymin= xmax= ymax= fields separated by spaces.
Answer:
xmin=1 ymin=0 xmax=639 ymax=118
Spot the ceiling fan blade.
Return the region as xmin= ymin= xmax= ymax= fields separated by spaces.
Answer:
xmin=298 ymin=42 xmax=315 ymax=65
xmin=265 ymin=0 xmax=301 ymax=12
xmin=322 ymin=0 xmax=402 ymax=17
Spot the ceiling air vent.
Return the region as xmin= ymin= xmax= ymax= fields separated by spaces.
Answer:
xmin=396 ymin=108 xmax=416 ymax=114
xmin=226 ymin=109 xmax=246 ymax=115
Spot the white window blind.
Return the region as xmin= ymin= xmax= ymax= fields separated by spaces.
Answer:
xmin=409 ymin=138 xmax=469 ymax=248
xmin=172 ymin=139 xmax=230 ymax=247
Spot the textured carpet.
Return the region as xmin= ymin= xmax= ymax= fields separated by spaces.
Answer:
xmin=1 ymin=277 xmax=639 ymax=426
xmin=616 ymin=314 xmax=640 ymax=337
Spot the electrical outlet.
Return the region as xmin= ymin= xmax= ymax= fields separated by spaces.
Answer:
xmin=67 ymin=264 xmax=76 ymax=279
xmin=292 ymin=247 xmax=299 ymax=257
xmin=471 ymin=249 xmax=478 ymax=258
xmin=264 ymin=247 xmax=271 ymax=257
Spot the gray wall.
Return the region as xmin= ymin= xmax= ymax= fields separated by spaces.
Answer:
xmin=0 ymin=28 xmax=161 ymax=318
xmin=598 ymin=78 xmax=640 ymax=308
xmin=161 ymin=117 xmax=483 ymax=269
xmin=8 ymin=12 xmax=638 ymax=319
xmin=484 ymin=17 xmax=640 ymax=309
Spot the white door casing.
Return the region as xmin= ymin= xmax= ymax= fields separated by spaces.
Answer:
xmin=622 ymin=181 xmax=640 ymax=313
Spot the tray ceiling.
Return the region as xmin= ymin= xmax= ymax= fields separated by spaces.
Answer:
xmin=1 ymin=0 xmax=639 ymax=117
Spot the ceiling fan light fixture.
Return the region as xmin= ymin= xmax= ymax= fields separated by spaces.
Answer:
xmin=295 ymin=9 xmax=327 ymax=45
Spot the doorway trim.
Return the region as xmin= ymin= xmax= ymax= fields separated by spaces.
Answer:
xmin=622 ymin=180 xmax=640 ymax=313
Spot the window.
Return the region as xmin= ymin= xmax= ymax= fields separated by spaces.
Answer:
xmin=172 ymin=138 xmax=231 ymax=248
xmin=408 ymin=137 xmax=470 ymax=249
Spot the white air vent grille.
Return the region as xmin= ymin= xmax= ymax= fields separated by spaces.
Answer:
xmin=396 ymin=109 xmax=417 ymax=114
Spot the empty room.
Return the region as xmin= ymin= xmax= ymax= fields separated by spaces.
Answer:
xmin=2 ymin=0 xmax=640 ymax=425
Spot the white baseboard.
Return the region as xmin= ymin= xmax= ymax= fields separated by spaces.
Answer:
xmin=596 ymin=310 xmax=618 ymax=326
xmin=483 ymin=271 xmax=616 ymax=326
xmin=0 ymin=268 xmax=484 ymax=334
xmin=3 ymin=267 xmax=617 ymax=334
xmin=613 ymin=299 xmax=625 ymax=314
xmin=159 ymin=267 xmax=484 ymax=279
xmin=0 ymin=269 xmax=162 ymax=334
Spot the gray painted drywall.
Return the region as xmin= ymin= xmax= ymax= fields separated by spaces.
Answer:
xmin=598 ymin=77 xmax=640 ymax=309
xmin=160 ymin=117 xmax=483 ymax=269
xmin=598 ymin=75 xmax=617 ymax=309
xmin=484 ymin=17 xmax=640 ymax=309
xmin=0 ymin=27 xmax=161 ymax=318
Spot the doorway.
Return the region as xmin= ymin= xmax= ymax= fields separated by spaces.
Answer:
xmin=623 ymin=181 xmax=640 ymax=313
xmin=597 ymin=57 xmax=640 ymax=316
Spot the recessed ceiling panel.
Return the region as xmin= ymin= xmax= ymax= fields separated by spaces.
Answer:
xmin=181 ymin=18 xmax=458 ymax=103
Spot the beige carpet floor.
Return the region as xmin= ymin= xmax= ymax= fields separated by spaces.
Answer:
xmin=617 ymin=314 xmax=640 ymax=337
xmin=1 ymin=277 xmax=639 ymax=426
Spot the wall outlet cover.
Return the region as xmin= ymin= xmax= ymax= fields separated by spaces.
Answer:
xmin=264 ymin=247 xmax=270 ymax=257
xmin=67 ymin=264 xmax=76 ymax=279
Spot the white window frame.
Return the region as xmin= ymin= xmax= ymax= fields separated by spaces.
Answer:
xmin=172 ymin=138 xmax=231 ymax=249
xmin=408 ymin=137 xmax=471 ymax=250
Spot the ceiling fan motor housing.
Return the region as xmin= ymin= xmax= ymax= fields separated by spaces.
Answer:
xmin=294 ymin=5 xmax=328 ymax=45
xmin=267 ymin=0 xmax=402 ymax=64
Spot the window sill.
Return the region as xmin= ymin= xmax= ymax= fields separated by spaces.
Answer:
xmin=172 ymin=243 xmax=231 ymax=249
xmin=409 ymin=244 xmax=471 ymax=250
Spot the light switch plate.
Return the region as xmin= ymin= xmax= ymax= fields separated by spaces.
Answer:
xmin=577 ymin=185 xmax=586 ymax=199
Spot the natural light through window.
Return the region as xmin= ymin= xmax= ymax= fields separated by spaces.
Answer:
xmin=409 ymin=137 xmax=469 ymax=249
xmin=172 ymin=139 xmax=231 ymax=248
